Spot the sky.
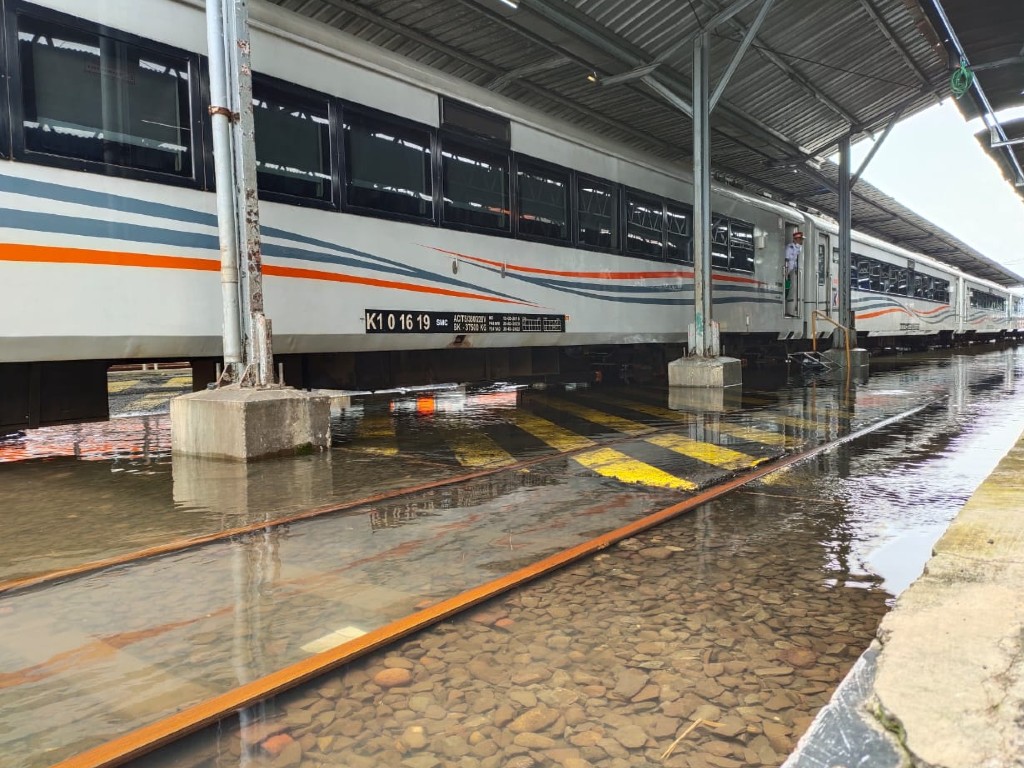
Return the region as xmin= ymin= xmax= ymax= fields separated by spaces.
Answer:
xmin=844 ymin=100 xmax=1024 ymax=284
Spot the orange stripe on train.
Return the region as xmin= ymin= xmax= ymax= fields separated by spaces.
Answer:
xmin=0 ymin=243 xmax=535 ymax=306
xmin=0 ymin=243 xmax=219 ymax=272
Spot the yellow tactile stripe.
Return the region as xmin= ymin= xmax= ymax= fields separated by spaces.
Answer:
xmin=583 ymin=392 xmax=692 ymax=424
xmin=574 ymin=447 xmax=697 ymax=490
xmin=445 ymin=429 xmax=518 ymax=468
xmin=645 ymin=433 xmax=762 ymax=471
xmin=514 ymin=412 xmax=695 ymax=490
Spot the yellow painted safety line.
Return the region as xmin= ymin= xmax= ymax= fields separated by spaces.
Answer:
xmin=444 ymin=429 xmax=518 ymax=468
xmin=581 ymin=392 xmax=693 ymax=424
xmin=586 ymin=392 xmax=797 ymax=449
xmin=132 ymin=393 xmax=175 ymax=409
xmin=644 ymin=433 xmax=762 ymax=471
xmin=163 ymin=375 xmax=193 ymax=388
xmin=513 ymin=412 xmax=594 ymax=452
xmin=107 ymin=379 xmax=140 ymax=393
xmin=716 ymin=423 xmax=797 ymax=449
xmin=574 ymin=447 xmax=697 ymax=490
xmin=352 ymin=414 xmax=398 ymax=456
xmin=532 ymin=396 xmax=655 ymax=435
xmin=513 ymin=412 xmax=695 ymax=490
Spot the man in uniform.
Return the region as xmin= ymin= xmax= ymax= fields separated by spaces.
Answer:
xmin=785 ymin=230 xmax=803 ymax=317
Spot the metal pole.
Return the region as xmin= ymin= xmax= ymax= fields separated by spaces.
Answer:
xmin=224 ymin=0 xmax=274 ymax=386
xmin=692 ymin=31 xmax=714 ymax=357
xmin=835 ymin=136 xmax=852 ymax=349
xmin=206 ymin=0 xmax=243 ymax=381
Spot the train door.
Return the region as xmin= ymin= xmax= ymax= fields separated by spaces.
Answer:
xmin=816 ymin=232 xmax=832 ymax=318
xmin=784 ymin=222 xmax=802 ymax=317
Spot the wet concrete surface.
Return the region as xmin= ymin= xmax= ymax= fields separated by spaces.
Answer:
xmin=1 ymin=348 xmax=1023 ymax=766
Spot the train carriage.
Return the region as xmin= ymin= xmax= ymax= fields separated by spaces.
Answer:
xmin=0 ymin=0 xmax=1020 ymax=428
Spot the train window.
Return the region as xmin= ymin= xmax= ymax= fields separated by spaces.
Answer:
xmin=253 ymin=79 xmax=332 ymax=203
xmin=730 ymin=221 xmax=755 ymax=273
xmin=516 ymin=161 xmax=568 ymax=241
xmin=577 ymin=177 xmax=619 ymax=250
xmin=626 ymin=192 xmax=664 ymax=259
xmin=441 ymin=138 xmax=509 ymax=231
xmin=16 ymin=14 xmax=194 ymax=177
xmin=913 ymin=273 xmax=926 ymax=299
xmin=665 ymin=204 xmax=692 ymax=264
xmin=711 ymin=217 xmax=730 ymax=270
xmin=345 ymin=110 xmax=433 ymax=219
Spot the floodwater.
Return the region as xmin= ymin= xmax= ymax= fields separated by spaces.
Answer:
xmin=1 ymin=347 xmax=1023 ymax=766
xmin=134 ymin=349 xmax=1024 ymax=768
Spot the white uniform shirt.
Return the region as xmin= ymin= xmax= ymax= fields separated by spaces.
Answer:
xmin=785 ymin=242 xmax=802 ymax=274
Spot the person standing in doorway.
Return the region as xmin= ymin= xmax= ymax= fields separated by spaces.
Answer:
xmin=785 ymin=230 xmax=803 ymax=317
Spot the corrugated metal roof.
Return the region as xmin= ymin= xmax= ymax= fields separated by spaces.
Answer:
xmin=917 ymin=0 xmax=1024 ymax=208
xmin=266 ymin=0 xmax=1023 ymax=286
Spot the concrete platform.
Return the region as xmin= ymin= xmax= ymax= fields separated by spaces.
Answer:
xmin=170 ymin=386 xmax=330 ymax=461
xmin=785 ymin=425 xmax=1024 ymax=768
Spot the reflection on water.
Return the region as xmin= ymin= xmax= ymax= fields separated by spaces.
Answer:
xmin=1 ymin=348 xmax=1023 ymax=766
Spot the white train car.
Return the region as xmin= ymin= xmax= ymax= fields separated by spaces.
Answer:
xmin=0 ymin=0 xmax=1018 ymax=430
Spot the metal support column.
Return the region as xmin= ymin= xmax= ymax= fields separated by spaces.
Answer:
xmin=692 ymin=30 xmax=716 ymax=357
xmin=206 ymin=0 xmax=275 ymax=386
xmin=835 ymin=136 xmax=853 ymax=348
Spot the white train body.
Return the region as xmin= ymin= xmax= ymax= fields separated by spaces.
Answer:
xmin=0 ymin=0 xmax=1019 ymax=371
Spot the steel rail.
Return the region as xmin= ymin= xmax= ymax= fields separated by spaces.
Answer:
xmin=0 ymin=415 xmax=708 ymax=597
xmin=51 ymin=399 xmax=938 ymax=768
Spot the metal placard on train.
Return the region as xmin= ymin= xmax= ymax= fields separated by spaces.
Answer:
xmin=365 ymin=310 xmax=566 ymax=334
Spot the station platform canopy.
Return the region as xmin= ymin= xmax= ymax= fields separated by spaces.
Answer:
xmin=920 ymin=0 xmax=1024 ymax=208
xmin=267 ymin=0 xmax=1023 ymax=287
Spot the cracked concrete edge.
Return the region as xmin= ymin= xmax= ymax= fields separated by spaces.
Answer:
xmin=782 ymin=642 xmax=908 ymax=768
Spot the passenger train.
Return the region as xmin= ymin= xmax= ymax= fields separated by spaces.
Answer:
xmin=1 ymin=0 xmax=1021 ymax=429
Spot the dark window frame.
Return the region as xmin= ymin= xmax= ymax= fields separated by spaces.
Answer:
xmin=340 ymin=102 xmax=438 ymax=226
xmin=664 ymin=199 xmax=693 ymax=265
xmin=574 ymin=172 xmax=621 ymax=254
xmin=7 ymin=1 xmax=203 ymax=189
xmin=624 ymin=186 xmax=665 ymax=261
xmin=513 ymin=154 xmax=571 ymax=246
xmin=248 ymin=71 xmax=339 ymax=211
xmin=438 ymin=130 xmax=512 ymax=236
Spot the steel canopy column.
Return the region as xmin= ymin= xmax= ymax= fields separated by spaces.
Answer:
xmin=836 ymin=136 xmax=853 ymax=348
xmin=692 ymin=30 xmax=715 ymax=357
xmin=206 ymin=0 xmax=275 ymax=386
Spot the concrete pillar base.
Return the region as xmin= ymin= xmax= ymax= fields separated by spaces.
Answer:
xmin=170 ymin=385 xmax=330 ymax=461
xmin=668 ymin=386 xmax=744 ymax=413
xmin=667 ymin=356 xmax=742 ymax=389
xmin=824 ymin=347 xmax=870 ymax=370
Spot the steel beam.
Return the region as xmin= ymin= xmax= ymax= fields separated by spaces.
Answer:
xmin=710 ymin=0 xmax=775 ymax=112
xmin=930 ymin=0 xmax=1024 ymax=187
xmin=705 ymin=0 xmax=860 ymax=129
xmin=836 ymin=136 xmax=853 ymax=349
xmin=856 ymin=0 xmax=930 ymax=86
xmin=851 ymin=106 xmax=904 ymax=187
xmin=486 ymin=55 xmax=569 ymax=90
xmin=693 ymin=31 xmax=715 ymax=357
xmin=972 ymin=56 xmax=1023 ymax=72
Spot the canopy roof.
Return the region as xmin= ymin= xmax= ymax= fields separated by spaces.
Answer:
xmin=267 ymin=0 xmax=1024 ymax=286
